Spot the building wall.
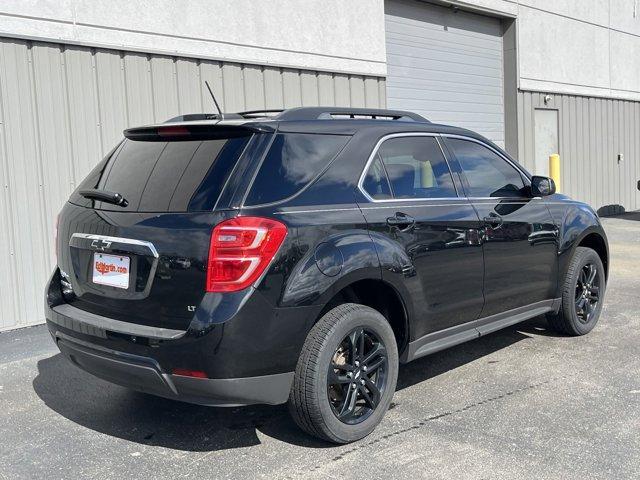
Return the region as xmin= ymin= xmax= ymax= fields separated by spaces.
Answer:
xmin=517 ymin=90 xmax=640 ymax=213
xmin=450 ymin=0 xmax=640 ymax=101
xmin=0 ymin=0 xmax=387 ymax=76
xmin=0 ymin=37 xmax=386 ymax=332
xmin=1 ymin=1 xmax=639 ymax=331
xmin=445 ymin=0 xmax=640 ymax=213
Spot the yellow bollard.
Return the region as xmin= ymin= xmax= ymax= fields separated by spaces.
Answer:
xmin=549 ymin=153 xmax=560 ymax=192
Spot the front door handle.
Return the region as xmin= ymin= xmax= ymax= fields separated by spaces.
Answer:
xmin=483 ymin=213 xmax=503 ymax=228
xmin=386 ymin=212 xmax=416 ymax=231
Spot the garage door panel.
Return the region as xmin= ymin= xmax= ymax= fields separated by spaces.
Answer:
xmin=385 ymin=0 xmax=505 ymax=145
xmin=386 ymin=39 xmax=502 ymax=66
xmin=386 ymin=91 xmax=503 ymax=112
xmin=387 ymin=54 xmax=502 ymax=79
xmin=387 ymin=77 xmax=502 ymax=96
xmin=387 ymin=63 xmax=501 ymax=88
xmin=386 ymin=21 xmax=503 ymax=55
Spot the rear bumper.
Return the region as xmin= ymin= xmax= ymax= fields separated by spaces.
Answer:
xmin=51 ymin=329 xmax=293 ymax=406
xmin=44 ymin=268 xmax=318 ymax=406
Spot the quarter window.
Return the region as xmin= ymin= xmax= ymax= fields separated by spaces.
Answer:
xmin=362 ymin=136 xmax=456 ymax=200
xmin=447 ymin=139 xmax=526 ymax=198
xmin=362 ymin=156 xmax=392 ymax=200
xmin=245 ymin=133 xmax=349 ymax=205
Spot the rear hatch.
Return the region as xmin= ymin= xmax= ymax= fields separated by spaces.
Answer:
xmin=56 ymin=123 xmax=267 ymax=331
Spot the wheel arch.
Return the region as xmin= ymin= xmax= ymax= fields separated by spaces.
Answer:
xmin=554 ymin=202 xmax=610 ymax=293
xmin=577 ymin=231 xmax=609 ymax=280
xmin=316 ymin=278 xmax=411 ymax=359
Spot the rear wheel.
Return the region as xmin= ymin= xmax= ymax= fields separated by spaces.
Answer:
xmin=289 ymin=303 xmax=398 ymax=443
xmin=547 ymin=246 xmax=605 ymax=335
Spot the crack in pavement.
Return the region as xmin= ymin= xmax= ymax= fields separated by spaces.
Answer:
xmin=295 ymin=372 xmax=585 ymax=477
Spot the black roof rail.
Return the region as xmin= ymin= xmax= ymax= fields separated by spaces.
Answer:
xmin=164 ymin=107 xmax=428 ymax=124
xmin=274 ymin=107 xmax=429 ymax=122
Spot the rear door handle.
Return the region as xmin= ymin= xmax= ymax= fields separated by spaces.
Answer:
xmin=483 ymin=214 xmax=503 ymax=228
xmin=386 ymin=213 xmax=416 ymax=231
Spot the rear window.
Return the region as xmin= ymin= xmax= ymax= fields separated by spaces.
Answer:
xmin=244 ymin=133 xmax=349 ymax=205
xmin=72 ymin=135 xmax=250 ymax=212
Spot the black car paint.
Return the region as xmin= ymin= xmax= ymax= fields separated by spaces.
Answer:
xmin=45 ymin=113 xmax=608 ymax=406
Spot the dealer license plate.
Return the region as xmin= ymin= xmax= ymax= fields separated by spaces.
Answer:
xmin=92 ymin=253 xmax=130 ymax=289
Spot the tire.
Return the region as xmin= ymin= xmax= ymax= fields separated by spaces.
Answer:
xmin=547 ymin=246 xmax=606 ymax=336
xmin=288 ymin=303 xmax=399 ymax=444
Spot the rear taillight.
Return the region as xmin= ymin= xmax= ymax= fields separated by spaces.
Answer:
xmin=206 ymin=216 xmax=288 ymax=292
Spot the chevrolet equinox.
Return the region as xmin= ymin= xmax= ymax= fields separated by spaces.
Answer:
xmin=46 ymin=107 xmax=608 ymax=443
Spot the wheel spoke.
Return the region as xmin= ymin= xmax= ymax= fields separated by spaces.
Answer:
xmin=575 ymin=296 xmax=586 ymax=310
xmin=328 ymin=369 xmax=352 ymax=385
xmin=585 ymin=300 xmax=594 ymax=317
xmin=586 ymin=264 xmax=597 ymax=284
xmin=347 ymin=328 xmax=364 ymax=360
xmin=359 ymin=385 xmax=377 ymax=409
xmin=358 ymin=329 xmax=365 ymax=359
xmin=365 ymin=356 xmax=386 ymax=374
xmin=578 ymin=269 xmax=586 ymax=285
xmin=363 ymin=376 xmax=381 ymax=403
xmin=362 ymin=343 xmax=386 ymax=365
xmin=339 ymin=385 xmax=358 ymax=418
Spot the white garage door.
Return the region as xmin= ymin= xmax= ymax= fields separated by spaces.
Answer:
xmin=385 ymin=0 xmax=505 ymax=146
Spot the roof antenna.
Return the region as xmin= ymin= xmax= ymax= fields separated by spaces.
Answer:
xmin=204 ymin=81 xmax=224 ymax=119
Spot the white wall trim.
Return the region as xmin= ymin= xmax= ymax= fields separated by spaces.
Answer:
xmin=0 ymin=1 xmax=388 ymax=77
xmin=520 ymin=78 xmax=640 ymax=103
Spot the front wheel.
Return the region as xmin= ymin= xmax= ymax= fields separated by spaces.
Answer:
xmin=288 ymin=303 xmax=399 ymax=443
xmin=547 ymin=246 xmax=606 ymax=335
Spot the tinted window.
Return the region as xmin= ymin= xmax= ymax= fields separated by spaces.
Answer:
xmin=75 ymin=135 xmax=250 ymax=212
xmin=447 ymin=139 xmax=525 ymax=198
xmin=245 ymin=133 xmax=349 ymax=205
xmin=375 ymin=136 xmax=456 ymax=199
xmin=362 ymin=155 xmax=392 ymax=200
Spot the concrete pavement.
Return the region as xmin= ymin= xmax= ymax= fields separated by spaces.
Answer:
xmin=1 ymin=214 xmax=639 ymax=479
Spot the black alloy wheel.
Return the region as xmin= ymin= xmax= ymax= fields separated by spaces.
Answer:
xmin=575 ymin=262 xmax=600 ymax=323
xmin=327 ymin=327 xmax=388 ymax=424
xmin=547 ymin=246 xmax=606 ymax=336
xmin=289 ymin=303 xmax=399 ymax=443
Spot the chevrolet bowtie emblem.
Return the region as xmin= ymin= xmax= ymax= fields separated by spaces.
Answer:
xmin=91 ymin=239 xmax=112 ymax=251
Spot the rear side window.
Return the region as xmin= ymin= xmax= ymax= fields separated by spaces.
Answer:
xmin=74 ymin=135 xmax=250 ymax=212
xmin=245 ymin=133 xmax=349 ymax=205
xmin=362 ymin=136 xmax=457 ymax=200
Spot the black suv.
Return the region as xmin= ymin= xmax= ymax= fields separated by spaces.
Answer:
xmin=46 ymin=107 xmax=608 ymax=443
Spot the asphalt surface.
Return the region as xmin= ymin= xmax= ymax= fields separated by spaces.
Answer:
xmin=1 ymin=214 xmax=639 ymax=479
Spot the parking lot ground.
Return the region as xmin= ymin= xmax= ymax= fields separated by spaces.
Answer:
xmin=1 ymin=214 xmax=639 ymax=480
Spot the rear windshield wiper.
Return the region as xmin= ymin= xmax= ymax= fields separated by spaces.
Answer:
xmin=79 ymin=189 xmax=129 ymax=207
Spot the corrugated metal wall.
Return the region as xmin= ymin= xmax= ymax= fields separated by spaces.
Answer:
xmin=0 ymin=37 xmax=386 ymax=331
xmin=517 ymin=90 xmax=640 ymax=213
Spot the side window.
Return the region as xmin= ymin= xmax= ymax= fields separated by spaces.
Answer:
xmin=447 ymin=139 xmax=526 ymax=198
xmin=362 ymin=155 xmax=392 ymax=200
xmin=374 ymin=136 xmax=456 ymax=199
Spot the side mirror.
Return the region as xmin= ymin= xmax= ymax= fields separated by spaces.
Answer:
xmin=531 ymin=176 xmax=556 ymax=197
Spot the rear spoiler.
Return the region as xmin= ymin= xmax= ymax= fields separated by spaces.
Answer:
xmin=123 ymin=123 xmax=273 ymax=141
